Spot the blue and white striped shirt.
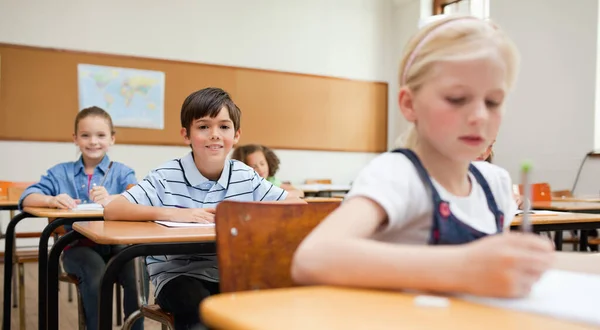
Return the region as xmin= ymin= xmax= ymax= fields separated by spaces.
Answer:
xmin=123 ymin=152 xmax=287 ymax=295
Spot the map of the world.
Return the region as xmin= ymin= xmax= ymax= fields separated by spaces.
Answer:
xmin=77 ymin=64 xmax=165 ymax=129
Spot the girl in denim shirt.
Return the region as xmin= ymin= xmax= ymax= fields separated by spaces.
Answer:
xmin=20 ymin=106 xmax=145 ymax=330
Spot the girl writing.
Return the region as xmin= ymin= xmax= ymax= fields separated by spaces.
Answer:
xmin=20 ymin=106 xmax=145 ymax=330
xmin=292 ymin=15 xmax=554 ymax=298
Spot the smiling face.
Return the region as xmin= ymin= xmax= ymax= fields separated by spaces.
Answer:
xmin=400 ymin=54 xmax=507 ymax=163
xmin=73 ymin=115 xmax=115 ymax=163
xmin=181 ymin=106 xmax=240 ymax=165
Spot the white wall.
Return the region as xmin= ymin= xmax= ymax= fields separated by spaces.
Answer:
xmin=490 ymin=0 xmax=600 ymax=194
xmin=388 ymin=0 xmax=421 ymax=148
xmin=0 ymin=0 xmax=398 ymax=182
xmin=0 ymin=0 xmax=396 ymax=241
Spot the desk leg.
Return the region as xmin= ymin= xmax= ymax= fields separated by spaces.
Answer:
xmin=38 ymin=218 xmax=102 ymax=330
xmin=47 ymin=230 xmax=83 ymax=330
xmin=98 ymin=242 xmax=216 ymax=330
xmin=554 ymin=231 xmax=563 ymax=251
xmin=2 ymin=212 xmax=32 ymax=330
xmin=580 ymin=230 xmax=589 ymax=252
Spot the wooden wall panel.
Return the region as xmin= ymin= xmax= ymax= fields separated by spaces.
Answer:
xmin=0 ymin=43 xmax=387 ymax=152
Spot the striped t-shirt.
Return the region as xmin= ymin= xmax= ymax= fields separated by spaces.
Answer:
xmin=122 ymin=151 xmax=288 ymax=295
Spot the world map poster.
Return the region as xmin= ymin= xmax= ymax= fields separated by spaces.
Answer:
xmin=77 ymin=64 xmax=166 ymax=130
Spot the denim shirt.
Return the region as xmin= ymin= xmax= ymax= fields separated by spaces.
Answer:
xmin=19 ymin=155 xmax=137 ymax=209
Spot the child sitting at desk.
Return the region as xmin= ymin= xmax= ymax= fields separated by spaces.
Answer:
xmin=104 ymin=87 xmax=301 ymax=330
xmin=231 ymin=144 xmax=304 ymax=198
xmin=292 ymin=15 xmax=554 ymax=299
xmin=19 ymin=106 xmax=145 ymax=330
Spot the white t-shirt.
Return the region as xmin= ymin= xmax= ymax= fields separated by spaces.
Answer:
xmin=346 ymin=152 xmax=517 ymax=245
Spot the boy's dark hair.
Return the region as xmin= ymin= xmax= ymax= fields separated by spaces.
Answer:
xmin=231 ymin=144 xmax=280 ymax=177
xmin=180 ymin=87 xmax=241 ymax=135
xmin=75 ymin=106 xmax=115 ymax=135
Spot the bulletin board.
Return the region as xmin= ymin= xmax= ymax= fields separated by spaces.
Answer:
xmin=0 ymin=43 xmax=388 ymax=152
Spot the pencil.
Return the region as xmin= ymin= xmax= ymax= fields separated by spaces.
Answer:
xmin=521 ymin=161 xmax=533 ymax=233
xmin=98 ymin=161 xmax=113 ymax=187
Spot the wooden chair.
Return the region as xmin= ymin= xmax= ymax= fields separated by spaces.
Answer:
xmin=518 ymin=182 xmax=551 ymax=202
xmin=215 ymin=200 xmax=340 ymax=292
xmin=58 ymin=185 xmax=140 ymax=328
xmin=304 ymin=179 xmax=332 ymax=184
xmin=552 ymin=189 xmax=573 ymax=198
xmin=0 ymin=182 xmax=37 ymax=330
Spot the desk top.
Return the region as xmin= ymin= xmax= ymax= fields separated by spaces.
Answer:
xmin=533 ymin=202 xmax=600 ymax=212
xmin=202 ymin=253 xmax=600 ymax=330
xmin=73 ymin=221 xmax=215 ymax=244
xmin=297 ymin=184 xmax=352 ymax=193
xmin=201 ymin=287 xmax=593 ymax=330
xmin=511 ymin=212 xmax=600 ymax=226
xmin=22 ymin=207 xmax=104 ymax=218
xmin=0 ymin=199 xmax=18 ymax=207
xmin=553 ymin=196 xmax=600 ymax=203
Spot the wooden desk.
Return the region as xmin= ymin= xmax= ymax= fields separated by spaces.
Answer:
xmin=202 ymin=253 xmax=600 ymax=330
xmin=201 ymin=281 xmax=596 ymax=330
xmin=533 ymin=202 xmax=600 ymax=213
xmin=303 ymin=197 xmax=343 ymax=203
xmin=22 ymin=206 xmax=104 ymax=218
xmin=73 ymin=221 xmax=215 ymax=244
xmin=11 ymin=207 xmax=104 ymax=330
xmin=553 ymin=196 xmax=600 ymax=203
xmin=511 ymin=212 xmax=600 ymax=226
xmin=511 ymin=213 xmax=600 ymax=251
xmin=63 ymin=221 xmax=216 ymax=330
xmin=298 ymin=184 xmax=351 ymax=197
xmin=0 ymin=199 xmax=18 ymax=210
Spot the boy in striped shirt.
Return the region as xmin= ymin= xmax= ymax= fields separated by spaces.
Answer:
xmin=104 ymin=87 xmax=297 ymax=329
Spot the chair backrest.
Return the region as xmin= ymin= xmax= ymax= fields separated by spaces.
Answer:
xmin=215 ymin=200 xmax=340 ymax=293
xmin=304 ymin=179 xmax=332 ymax=184
xmin=0 ymin=181 xmax=34 ymax=200
xmin=519 ymin=182 xmax=552 ymax=202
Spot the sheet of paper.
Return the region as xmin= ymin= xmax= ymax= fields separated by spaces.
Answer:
xmin=72 ymin=203 xmax=103 ymax=211
xmin=460 ymin=270 xmax=600 ymax=326
xmin=154 ymin=220 xmax=215 ymax=228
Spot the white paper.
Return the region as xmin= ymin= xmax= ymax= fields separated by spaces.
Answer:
xmin=460 ymin=270 xmax=600 ymax=326
xmin=72 ymin=203 xmax=103 ymax=211
xmin=154 ymin=220 xmax=215 ymax=228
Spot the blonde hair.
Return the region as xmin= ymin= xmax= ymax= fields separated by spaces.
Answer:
xmin=397 ymin=15 xmax=520 ymax=149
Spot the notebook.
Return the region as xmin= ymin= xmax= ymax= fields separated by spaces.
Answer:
xmin=154 ymin=220 xmax=215 ymax=228
xmin=460 ymin=269 xmax=600 ymax=326
xmin=72 ymin=203 xmax=104 ymax=211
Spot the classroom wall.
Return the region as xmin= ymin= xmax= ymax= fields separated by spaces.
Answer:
xmin=0 ymin=0 xmax=394 ymax=184
xmin=490 ymin=0 xmax=600 ymax=194
xmin=0 ymin=0 xmax=399 ymax=243
xmin=388 ymin=0 xmax=421 ymax=148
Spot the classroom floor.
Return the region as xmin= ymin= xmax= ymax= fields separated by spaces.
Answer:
xmin=0 ymin=262 xmax=164 ymax=330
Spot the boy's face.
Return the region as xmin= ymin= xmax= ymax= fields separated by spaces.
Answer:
xmin=181 ymin=106 xmax=240 ymax=164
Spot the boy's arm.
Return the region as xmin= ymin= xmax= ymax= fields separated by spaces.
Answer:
xmin=103 ymin=195 xmax=175 ymax=221
xmin=104 ymin=171 xmax=172 ymax=221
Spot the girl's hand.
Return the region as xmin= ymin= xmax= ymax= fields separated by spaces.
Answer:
xmin=48 ymin=194 xmax=81 ymax=209
xmin=90 ymin=186 xmax=110 ymax=204
xmin=458 ymin=233 xmax=554 ymax=298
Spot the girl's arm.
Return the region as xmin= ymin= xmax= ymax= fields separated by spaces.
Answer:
xmin=291 ymin=196 xmax=554 ymax=298
xmin=292 ymin=197 xmax=465 ymax=292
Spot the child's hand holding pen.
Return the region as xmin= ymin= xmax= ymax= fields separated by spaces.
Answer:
xmin=90 ymin=184 xmax=110 ymax=205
